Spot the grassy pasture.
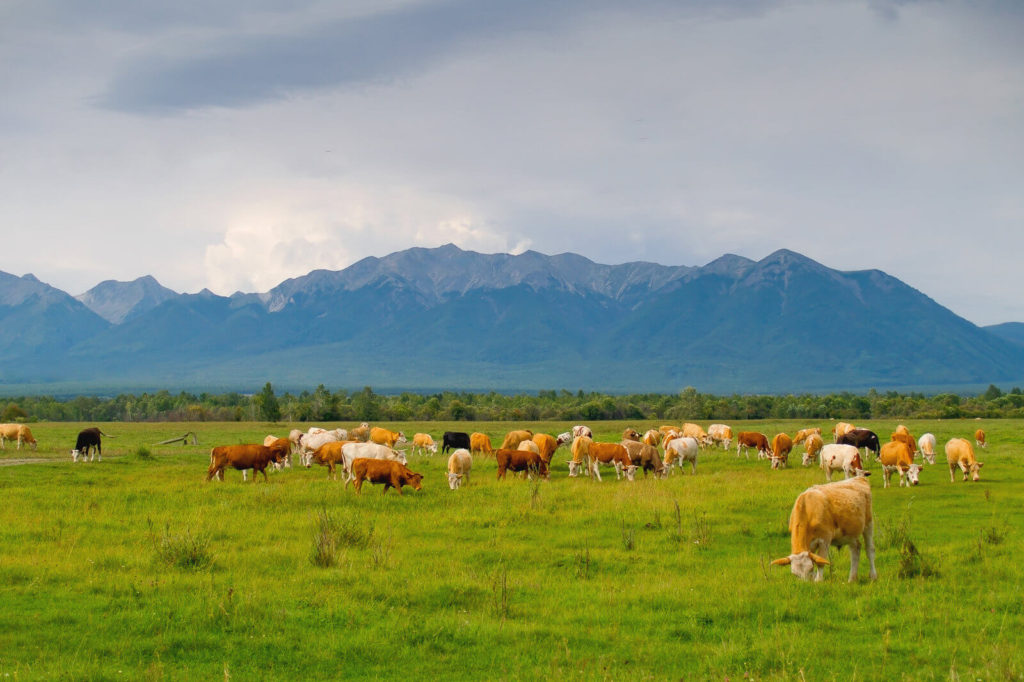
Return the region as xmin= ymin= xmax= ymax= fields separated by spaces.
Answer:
xmin=0 ymin=419 xmax=1022 ymax=680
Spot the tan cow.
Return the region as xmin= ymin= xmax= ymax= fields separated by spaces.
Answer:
xmin=682 ymin=423 xmax=711 ymax=447
xmin=832 ymin=422 xmax=856 ymax=442
xmin=975 ymin=429 xmax=987 ymax=449
xmin=945 ymin=438 xmax=983 ymax=482
xmin=447 ymin=448 xmax=472 ymax=490
xmin=879 ymin=441 xmax=921 ymax=488
xmin=569 ymin=436 xmax=592 ymax=477
xmin=370 ymin=427 xmax=406 ymax=448
xmin=622 ymin=427 xmax=641 ymax=442
xmin=889 ymin=431 xmax=918 ymax=459
xmin=802 ymin=434 xmax=824 ymax=467
xmin=707 ymin=424 xmax=733 ymax=450
xmin=893 ymin=424 xmax=911 ymax=437
xmin=792 ymin=428 xmax=821 ymax=446
xmin=917 ymin=433 xmax=937 ymax=465
xmin=500 ymin=429 xmax=534 ymax=451
xmin=470 ymin=432 xmax=494 ymax=455
xmin=0 ymin=423 xmax=36 ymax=450
xmin=411 ymin=433 xmax=437 ymax=455
xmin=517 ymin=440 xmax=541 ymax=455
xmin=620 ymin=440 xmax=666 ymax=478
xmin=772 ymin=476 xmax=877 ymax=582
xmin=531 ymin=433 xmax=559 ymax=464
xmin=641 ymin=429 xmax=663 ymax=448
xmin=770 ymin=433 xmax=793 ymax=470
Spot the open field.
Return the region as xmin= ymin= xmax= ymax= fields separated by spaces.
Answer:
xmin=0 ymin=419 xmax=1022 ymax=680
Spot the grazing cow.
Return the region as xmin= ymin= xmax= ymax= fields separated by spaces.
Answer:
xmin=288 ymin=429 xmax=304 ymax=453
xmin=945 ymin=438 xmax=984 ymax=482
xmin=442 ymin=431 xmax=471 ymax=454
xmin=682 ymin=423 xmax=711 ymax=447
xmin=658 ymin=425 xmax=682 ymax=439
xmin=917 ymin=433 xmax=937 ymax=465
xmin=620 ymin=440 xmax=666 ymax=478
xmin=820 ymin=444 xmax=869 ymax=481
xmin=370 ymin=427 xmax=407 ymax=448
xmin=555 ymin=432 xmax=573 ymax=448
xmin=622 ymin=427 xmax=641 ymax=442
xmin=893 ymin=424 xmax=910 ymax=436
xmin=495 ymin=448 xmax=549 ymax=480
xmin=770 ymin=433 xmax=794 ymax=470
xmin=792 ymin=428 xmax=821 ymax=446
xmin=72 ymin=427 xmax=111 ymax=462
xmin=879 ymin=441 xmax=921 ymax=488
xmin=260 ymin=436 xmax=292 ymax=470
xmin=771 ymin=476 xmax=877 ymax=582
xmin=664 ymin=436 xmax=699 ymax=475
xmin=348 ymin=423 xmax=371 ymax=442
xmin=0 ymin=423 xmax=37 ymax=450
xmin=586 ymin=442 xmax=636 ymax=481
xmin=307 ymin=441 xmax=355 ymax=479
xmin=500 ymin=429 xmax=534 ymax=451
xmin=832 ymin=422 xmax=856 ymax=442
xmin=340 ymin=442 xmax=407 ymax=482
xmin=837 ymin=429 xmax=881 ymax=461
xmin=207 ymin=442 xmax=288 ymax=482
xmin=641 ymin=429 xmax=663 ymax=448
xmin=975 ymin=429 xmax=987 ymax=449
xmin=300 ymin=429 xmax=346 ymax=467
xmin=571 ymin=425 xmax=593 ymax=439
xmin=569 ymin=436 xmax=592 ymax=477
xmin=470 ymin=432 xmax=493 ymax=455
xmin=531 ymin=433 xmax=559 ymax=464
xmin=736 ymin=431 xmax=770 ymax=459
xmin=447 ymin=448 xmax=473 ymax=490
xmin=411 ymin=433 xmax=437 ymax=455
xmin=517 ymin=440 xmax=541 ymax=455
xmin=347 ymin=459 xmax=423 ymax=495
xmin=707 ymin=424 xmax=733 ymax=450
xmin=802 ymin=434 xmax=825 ymax=467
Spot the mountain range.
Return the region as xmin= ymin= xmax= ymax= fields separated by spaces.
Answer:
xmin=1 ymin=244 xmax=1022 ymax=395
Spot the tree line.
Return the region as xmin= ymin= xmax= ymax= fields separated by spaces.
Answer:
xmin=1 ymin=383 xmax=1023 ymax=423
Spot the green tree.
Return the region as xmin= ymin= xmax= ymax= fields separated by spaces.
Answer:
xmin=254 ymin=382 xmax=281 ymax=422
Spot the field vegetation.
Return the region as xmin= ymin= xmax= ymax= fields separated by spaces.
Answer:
xmin=0 ymin=418 xmax=1021 ymax=680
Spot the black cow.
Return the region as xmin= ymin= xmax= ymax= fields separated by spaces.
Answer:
xmin=837 ymin=428 xmax=880 ymax=460
xmin=72 ymin=427 xmax=111 ymax=462
xmin=442 ymin=431 xmax=471 ymax=454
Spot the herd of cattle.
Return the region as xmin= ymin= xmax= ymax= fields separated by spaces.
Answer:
xmin=2 ymin=418 xmax=991 ymax=582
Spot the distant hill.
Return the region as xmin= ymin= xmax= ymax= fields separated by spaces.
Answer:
xmin=2 ymin=245 xmax=1023 ymax=394
xmin=984 ymin=322 xmax=1024 ymax=348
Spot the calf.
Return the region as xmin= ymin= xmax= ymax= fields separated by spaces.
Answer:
xmin=347 ymin=459 xmax=423 ymax=495
xmin=411 ymin=432 xmax=437 ymax=455
xmin=945 ymin=438 xmax=983 ymax=482
xmin=442 ymin=431 xmax=471 ymax=454
xmin=72 ymin=427 xmax=112 ymax=462
xmin=879 ymin=441 xmax=921 ymax=488
xmin=772 ymin=476 xmax=877 ymax=582
xmin=975 ymin=429 xmax=987 ymax=449
xmin=495 ymin=448 xmax=549 ymax=480
xmin=820 ymin=444 xmax=869 ymax=481
xmin=917 ymin=433 xmax=937 ymax=465
xmin=447 ymin=448 xmax=473 ymax=490
xmin=207 ymin=443 xmax=288 ymax=482
xmin=736 ymin=431 xmax=770 ymax=459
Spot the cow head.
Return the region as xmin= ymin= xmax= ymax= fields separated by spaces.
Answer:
xmin=71 ymin=449 xmax=81 ymax=462
xmin=965 ymin=461 xmax=983 ymax=481
xmin=904 ymin=463 xmax=922 ymax=486
xmin=568 ymin=460 xmax=583 ymax=477
xmin=921 ymin=451 xmax=935 ymax=465
xmin=770 ymin=454 xmax=787 ymax=470
xmin=772 ymin=551 xmax=830 ymax=580
xmin=623 ymin=465 xmax=637 ymax=481
xmin=801 ymin=450 xmax=814 ymax=467
xmin=447 ymin=472 xmax=463 ymax=490
xmin=406 ymin=472 xmax=423 ymax=491
xmin=394 ymin=449 xmax=408 ymax=465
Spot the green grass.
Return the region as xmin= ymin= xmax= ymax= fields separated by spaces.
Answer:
xmin=0 ymin=419 xmax=1021 ymax=680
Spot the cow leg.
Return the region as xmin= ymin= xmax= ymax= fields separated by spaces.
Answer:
xmin=590 ymin=460 xmax=601 ymax=482
xmin=690 ymin=459 xmax=696 ymax=475
xmin=848 ymin=538 xmax=861 ymax=582
xmin=864 ymin=523 xmax=877 ymax=580
xmin=260 ymin=467 xmax=268 ymax=482
xmin=242 ymin=469 xmax=248 ymax=482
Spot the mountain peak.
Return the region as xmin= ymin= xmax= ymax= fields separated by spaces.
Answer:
xmin=76 ymin=275 xmax=178 ymax=324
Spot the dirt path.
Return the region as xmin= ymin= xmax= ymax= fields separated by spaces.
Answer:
xmin=0 ymin=458 xmax=51 ymax=466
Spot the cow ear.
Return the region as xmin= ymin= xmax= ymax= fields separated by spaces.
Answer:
xmin=771 ymin=556 xmax=791 ymax=566
xmin=977 ymin=462 xmax=985 ymax=468
xmin=809 ymin=552 xmax=831 ymax=566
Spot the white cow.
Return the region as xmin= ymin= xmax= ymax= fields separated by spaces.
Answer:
xmin=341 ymin=442 xmax=408 ymax=484
xmin=819 ymin=444 xmax=869 ymax=482
xmin=571 ymin=425 xmax=593 ymax=439
xmin=707 ymin=424 xmax=732 ymax=450
xmin=772 ymin=476 xmax=877 ymax=582
xmin=663 ymin=436 xmax=699 ymax=475
xmin=917 ymin=433 xmax=937 ymax=465
xmin=447 ymin=448 xmax=473 ymax=490
xmin=300 ymin=429 xmax=347 ymax=467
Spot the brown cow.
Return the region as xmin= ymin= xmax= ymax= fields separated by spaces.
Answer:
xmin=207 ymin=442 xmax=288 ymax=482
xmin=370 ymin=427 xmax=406 ymax=448
xmin=879 ymin=441 xmax=921 ymax=488
xmin=622 ymin=427 xmax=641 ymax=442
xmin=495 ymin=448 xmax=549 ymax=480
xmin=770 ymin=433 xmax=794 ymax=470
xmin=499 ymin=429 xmax=534 ymax=451
xmin=470 ymin=432 xmax=494 ymax=455
xmin=532 ymin=433 xmax=559 ymax=464
xmin=975 ymin=429 xmax=987 ymax=449
xmin=587 ymin=442 xmax=636 ymax=481
xmin=347 ymin=458 xmax=423 ymax=495
xmin=621 ymin=440 xmax=666 ymax=478
xmin=308 ymin=441 xmax=356 ymax=479
xmin=736 ymin=431 xmax=770 ymax=459
xmin=348 ymin=423 xmax=371 ymax=442
xmin=792 ymin=428 xmax=821 ymax=446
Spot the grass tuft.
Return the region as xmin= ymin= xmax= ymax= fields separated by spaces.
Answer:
xmin=310 ymin=508 xmax=339 ymax=568
xmin=134 ymin=445 xmax=153 ymax=460
xmin=155 ymin=524 xmax=212 ymax=570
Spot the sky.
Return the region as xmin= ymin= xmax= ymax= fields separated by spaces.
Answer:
xmin=1 ymin=0 xmax=1022 ymax=325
